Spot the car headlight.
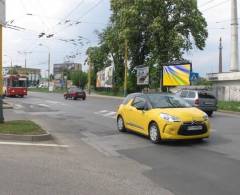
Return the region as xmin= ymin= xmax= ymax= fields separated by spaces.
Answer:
xmin=203 ymin=114 xmax=208 ymax=121
xmin=160 ymin=113 xmax=181 ymax=122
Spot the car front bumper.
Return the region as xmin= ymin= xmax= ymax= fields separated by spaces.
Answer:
xmin=160 ymin=121 xmax=210 ymax=140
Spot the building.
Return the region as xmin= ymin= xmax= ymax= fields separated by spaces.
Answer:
xmin=206 ymin=0 xmax=240 ymax=101
xmin=3 ymin=66 xmax=41 ymax=86
xmin=53 ymin=63 xmax=82 ymax=79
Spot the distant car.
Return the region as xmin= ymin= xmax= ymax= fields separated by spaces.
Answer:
xmin=176 ymin=89 xmax=217 ymax=116
xmin=117 ymin=93 xmax=210 ymax=143
xmin=64 ymin=87 xmax=86 ymax=100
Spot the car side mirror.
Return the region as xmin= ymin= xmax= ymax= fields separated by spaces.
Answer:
xmin=136 ymin=105 xmax=145 ymax=110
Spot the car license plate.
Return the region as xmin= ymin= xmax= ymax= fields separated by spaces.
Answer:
xmin=204 ymin=102 xmax=213 ymax=105
xmin=187 ymin=125 xmax=203 ymax=131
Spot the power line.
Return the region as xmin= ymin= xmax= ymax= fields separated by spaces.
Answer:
xmin=199 ymin=0 xmax=216 ymax=8
xmin=54 ymin=0 xmax=104 ymax=36
xmin=201 ymin=0 xmax=230 ymax=12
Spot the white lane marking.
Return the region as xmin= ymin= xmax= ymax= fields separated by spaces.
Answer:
xmin=0 ymin=141 xmax=69 ymax=148
xmin=94 ymin=110 xmax=109 ymax=114
xmin=45 ymin=100 xmax=66 ymax=106
xmin=102 ymin=111 xmax=116 ymax=117
xmin=211 ymin=129 xmax=217 ymax=132
xmin=38 ymin=104 xmax=50 ymax=108
xmin=15 ymin=104 xmax=23 ymax=109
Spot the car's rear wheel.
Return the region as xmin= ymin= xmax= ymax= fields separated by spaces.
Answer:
xmin=82 ymin=96 xmax=86 ymax=100
xmin=149 ymin=122 xmax=161 ymax=144
xmin=73 ymin=97 xmax=77 ymax=100
xmin=206 ymin=111 xmax=213 ymax=117
xmin=117 ymin=115 xmax=126 ymax=132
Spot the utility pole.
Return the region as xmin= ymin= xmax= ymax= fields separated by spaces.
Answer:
xmin=230 ymin=0 xmax=239 ymax=72
xmin=48 ymin=51 xmax=50 ymax=89
xmin=124 ymin=39 xmax=128 ymax=97
xmin=0 ymin=24 xmax=4 ymax=123
xmin=88 ymin=58 xmax=91 ymax=95
xmin=219 ymin=38 xmax=223 ymax=73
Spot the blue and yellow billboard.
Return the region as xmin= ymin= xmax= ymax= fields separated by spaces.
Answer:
xmin=163 ymin=64 xmax=191 ymax=86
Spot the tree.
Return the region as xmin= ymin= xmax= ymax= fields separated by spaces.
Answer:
xmin=88 ymin=0 xmax=208 ymax=92
xmin=70 ymin=71 xmax=88 ymax=89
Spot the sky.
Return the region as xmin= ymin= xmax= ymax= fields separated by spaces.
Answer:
xmin=2 ymin=0 xmax=239 ymax=77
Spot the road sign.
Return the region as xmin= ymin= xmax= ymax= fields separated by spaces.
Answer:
xmin=0 ymin=0 xmax=5 ymax=25
xmin=190 ymin=72 xmax=199 ymax=81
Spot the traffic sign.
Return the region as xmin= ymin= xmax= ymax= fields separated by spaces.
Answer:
xmin=0 ymin=0 xmax=5 ymax=25
xmin=190 ymin=72 xmax=199 ymax=81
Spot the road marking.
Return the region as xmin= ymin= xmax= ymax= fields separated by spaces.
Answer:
xmin=102 ymin=111 xmax=116 ymax=117
xmin=94 ymin=110 xmax=109 ymax=114
xmin=94 ymin=110 xmax=117 ymax=119
xmin=38 ymin=104 xmax=50 ymax=108
xmin=45 ymin=100 xmax=66 ymax=106
xmin=15 ymin=104 xmax=23 ymax=109
xmin=211 ymin=129 xmax=217 ymax=132
xmin=0 ymin=141 xmax=69 ymax=148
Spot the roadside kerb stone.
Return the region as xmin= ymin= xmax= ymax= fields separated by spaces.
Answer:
xmin=218 ymin=110 xmax=240 ymax=116
xmin=0 ymin=131 xmax=52 ymax=142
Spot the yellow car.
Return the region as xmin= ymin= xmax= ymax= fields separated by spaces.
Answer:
xmin=117 ymin=93 xmax=210 ymax=143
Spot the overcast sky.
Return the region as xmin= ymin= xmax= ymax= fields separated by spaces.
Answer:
xmin=3 ymin=0 xmax=238 ymax=77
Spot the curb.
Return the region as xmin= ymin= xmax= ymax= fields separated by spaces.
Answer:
xmin=0 ymin=132 xmax=53 ymax=142
xmin=88 ymin=94 xmax=124 ymax=100
xmin=217 ymin=110 xmax=240 ymax=116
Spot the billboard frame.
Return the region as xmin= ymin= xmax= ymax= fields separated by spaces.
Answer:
xmin=161 ymin=60 xmax=192 ymax=87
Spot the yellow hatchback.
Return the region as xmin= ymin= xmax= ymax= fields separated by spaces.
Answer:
xmin=117 ymin=93 xmax=210 ymax=143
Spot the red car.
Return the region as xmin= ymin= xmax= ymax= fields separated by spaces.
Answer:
xmin=64 ymin=87 xmax=86 ymax=100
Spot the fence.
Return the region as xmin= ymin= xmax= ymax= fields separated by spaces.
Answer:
xmin=212 ymin=86 xmax=240 ymax=102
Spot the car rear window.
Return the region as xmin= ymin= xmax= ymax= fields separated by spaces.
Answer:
xmin=188 ymin=91 xmax=196 ymax=98
xmin=198 ymin=92 xmax=215 ymax=99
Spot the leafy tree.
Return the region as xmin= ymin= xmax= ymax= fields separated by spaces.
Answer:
xmin=88 ymin=0 xmax=208 ymax=92
xmin=70 ymin=70 xmax=88 ymax=89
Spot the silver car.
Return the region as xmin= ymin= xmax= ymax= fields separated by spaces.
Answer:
xmin=177 ymin=90 xmax=217 ymax=116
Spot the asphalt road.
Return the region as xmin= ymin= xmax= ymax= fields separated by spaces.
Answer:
xmin=2 ymin=92 xmax=240 ymax=195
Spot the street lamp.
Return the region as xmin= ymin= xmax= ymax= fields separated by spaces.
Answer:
xmin=4 ymin=54 xmax=13 ymax=75
xmin=38 ymin=43 xmax=51 ymax=90
xmin=17 ymin=51 xmax=32 ymax=75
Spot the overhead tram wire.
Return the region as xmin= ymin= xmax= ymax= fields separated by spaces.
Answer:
xmin=54 ymin=0 xmax=104 ymax=36
xmin=201 ymin=0 xmax=230 ymax=12
xmin=198 ymin=0 xmax=217 ymax=8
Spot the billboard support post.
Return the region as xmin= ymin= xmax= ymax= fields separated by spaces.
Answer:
xmin=0 ymin=24 xmax=4 ymax=123
xmin=124 ymin=39 xmax=128 ymax=97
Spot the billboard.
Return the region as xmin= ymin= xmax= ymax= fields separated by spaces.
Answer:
xmin=163 ymin=64 xmax=191 ymax=86
xmin=96 ymin=65 xmax=113 ymax=88
xmin=0 ymin=0 xmax=5 ymax=25
xmin=136 ymin=66 xmax=149 ymax=85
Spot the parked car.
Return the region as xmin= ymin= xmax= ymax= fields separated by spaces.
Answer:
xmin=64 ymin=87 xmax=86 ymax=100
xmin=176 ymin=89 xmax=217 ymax=116
xmin=117 ymin=93 xmax=210 ymax=144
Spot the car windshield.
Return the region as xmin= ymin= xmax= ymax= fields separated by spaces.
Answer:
xmin=147 ymin=94 xmax=191 ymax=108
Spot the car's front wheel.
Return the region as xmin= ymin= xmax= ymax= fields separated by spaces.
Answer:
xmin=149 ymin=122 xmax=161 ymax=144
xmin=117 ymin=115 xmax=126 ymax=132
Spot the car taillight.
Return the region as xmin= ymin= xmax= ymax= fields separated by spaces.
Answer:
xmin=195 ymin=99 xmax=200 ymax=105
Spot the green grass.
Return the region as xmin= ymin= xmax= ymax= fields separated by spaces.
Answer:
xmin=218 ymin=101 xmax=240 ymax=112
xmin=0 ymin=120 xmax=46 ymax=135
xmin=28 ymin=88 xmax=65 ymax=94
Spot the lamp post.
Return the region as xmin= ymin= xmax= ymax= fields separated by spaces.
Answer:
xmin=39 ymin=44 xmax=51 ymax=90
